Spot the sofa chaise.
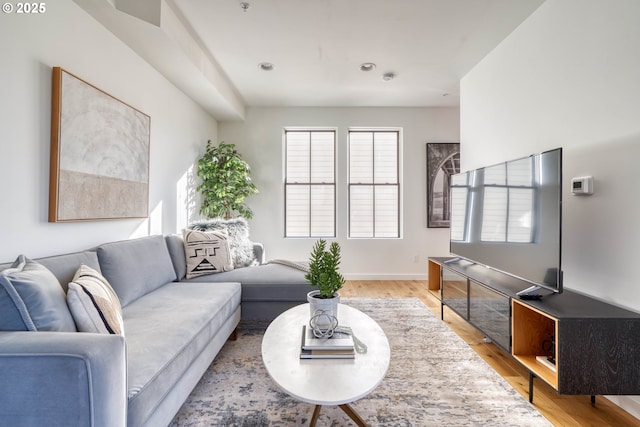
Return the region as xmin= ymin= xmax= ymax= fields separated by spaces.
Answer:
xmin=0 ymin=233 xmax=314 ymax=427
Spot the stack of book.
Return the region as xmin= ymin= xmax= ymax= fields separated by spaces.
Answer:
xmin=535 ymin=355 xmax=557 ymax=372
xmin=299 ymin=325 xmax=355 ymax=359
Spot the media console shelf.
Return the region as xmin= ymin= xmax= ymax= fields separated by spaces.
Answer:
xmin=513 ymin=291 xmax=640 ymax=402
xmin=427 ymin=257 xmax=451 ymax=299
xmin=511 ymin=301 xmax=558 ymax=393
xmin=428 ymin=256 xmax=640 ymax=403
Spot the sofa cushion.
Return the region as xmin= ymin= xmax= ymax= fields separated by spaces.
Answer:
xmin=182 ymin=229 xmax=234 ymax=279
xmin=67 ymin=265 xmax=124 ymax=335
xmin=37 ymin=251 xmax=101 ymax=293
xmin=183 ymin=263 xmax=315 ymax=301
xmin=0 ymin=255 xmax=77 ymax=331
xmin=189 ymin=217 xmax=258 ymax=268
xmin=1 ymin=251 xmax=101 ymax=294
xmin=165 ymin=234 xmax=187 ymax=281
xmin=123 ymin=281 xmax=241 ymax=427
xmin=97 ymin=236 xmax=177 ymax=307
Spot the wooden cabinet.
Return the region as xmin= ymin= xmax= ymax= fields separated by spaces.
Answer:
xmin=436 ymin=259 xmax=517 ymax=353
xmin=428 ymin=256 xmax=640 ymax=401
xmin=441 ymin=266 xmax=467 ymax=316
xmin=469 ymin=280 xmax=511 ymax=351
xmin=513 ymin=293 xmax=640 ymax=399
xmin=426 ymin=257 xmax=450 ymax=299
xmin=512 ymin=301 xmax=558 ymax=391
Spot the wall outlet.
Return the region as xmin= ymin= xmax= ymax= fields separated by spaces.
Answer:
xmin=413 ymin=255 xmax=420 ymax=263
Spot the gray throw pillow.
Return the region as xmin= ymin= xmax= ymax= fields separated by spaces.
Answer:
xmin=0 ymin=255 xmax=77 ymax=332
xmin=189 ymin=217 xmax=258 ymax=268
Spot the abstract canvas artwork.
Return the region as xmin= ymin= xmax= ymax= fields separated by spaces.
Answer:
xmin=49 ymin=67 xmax=150 ymax=222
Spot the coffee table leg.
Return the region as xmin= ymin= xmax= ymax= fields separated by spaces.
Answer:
xmin=339 ymin=404 xmax=367 ymax=427
xmin=310 ymin=405 xmax=322 ymax=427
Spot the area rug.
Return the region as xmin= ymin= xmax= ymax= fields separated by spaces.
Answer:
xmin=169 ymin=298 xmax=552 ymax=426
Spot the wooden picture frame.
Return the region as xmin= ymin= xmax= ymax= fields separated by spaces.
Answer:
xmin=426 ymin=142 xmax=460 ymax=228
xmin=49 ymin=67 xmax=150 ymax=222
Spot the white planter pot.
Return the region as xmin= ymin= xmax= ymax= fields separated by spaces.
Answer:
xmin=307 ymin=290 xmax=340 ymax=327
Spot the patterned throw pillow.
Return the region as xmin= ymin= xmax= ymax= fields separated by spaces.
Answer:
xmin=67 ymin=265 xmax=124 ymax=335
xmin=189 ymin=217 xmax=258 ymax=268
xmin=183 ymin=229 xmax=234 ymax=279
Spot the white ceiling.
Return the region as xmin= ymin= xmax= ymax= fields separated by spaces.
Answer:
xmin=75 ymin=0 xmax=544 ymax=120
xmin=173 ymin=0 xmax=545 ymax=109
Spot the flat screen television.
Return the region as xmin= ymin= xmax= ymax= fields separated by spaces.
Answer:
xmin=448 ymin=148 xmax=563 ymax=294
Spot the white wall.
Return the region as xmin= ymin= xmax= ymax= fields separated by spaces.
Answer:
xmin=219 ymin=107 xmax=459 ymax=279
xmin=461 ymin=0 xmax=640 ymax=417
xmin=0 ymin=0 xmax=217 ymax=261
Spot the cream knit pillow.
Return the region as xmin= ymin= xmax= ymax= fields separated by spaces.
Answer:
xmin=67 ymin=265 xmax=124 ymax=335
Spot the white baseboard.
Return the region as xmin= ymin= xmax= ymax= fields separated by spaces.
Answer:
xmin=344 ymin=273 xmax=428 ymax=281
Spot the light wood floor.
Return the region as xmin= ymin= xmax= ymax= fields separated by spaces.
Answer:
xmin=341 ymin=280 xmax=640 ymax=427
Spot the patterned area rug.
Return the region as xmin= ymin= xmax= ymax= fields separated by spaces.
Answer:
xmin=170 ymin=298 xmax=552 ymax=426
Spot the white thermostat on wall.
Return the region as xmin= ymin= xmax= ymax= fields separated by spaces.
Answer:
xmin=571 ymin=176 xmax=593 ymax=195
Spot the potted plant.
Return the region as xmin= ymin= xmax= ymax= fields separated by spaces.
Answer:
xmin=305 ymin=239 xmax=345 ymax=325
xmin=196 ymin=140 xmax=258 ymax=219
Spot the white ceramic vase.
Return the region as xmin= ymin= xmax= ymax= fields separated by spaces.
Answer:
xmin=307 ymin=290 xmax=340 ymax=327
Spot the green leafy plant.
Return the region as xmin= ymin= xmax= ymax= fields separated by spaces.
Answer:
xmin=196 ymin=140 xmax=258 ymax=219
xmin=305 ymin=239 xmax=345 ymax=298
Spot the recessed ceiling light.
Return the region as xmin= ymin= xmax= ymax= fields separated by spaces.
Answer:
xmin=360 ymin=62 xmax=376 ymax=72
xmin=258 ymin=62 xmax=274 ymax=71
xmin=382 ymin=72 xmax=395 ymax=81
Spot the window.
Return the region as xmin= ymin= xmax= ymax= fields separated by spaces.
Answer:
xmin=348 ymin=130 xmax=400 ymax=238
xmin=284 ymin=130 xmax=335 ymax=237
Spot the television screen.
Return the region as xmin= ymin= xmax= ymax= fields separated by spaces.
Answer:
xmin=449 ymin=148 xmax=562 ymax=293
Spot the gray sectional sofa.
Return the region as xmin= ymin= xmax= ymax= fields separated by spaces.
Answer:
xmin=0 ymin=234 xmax=314 ymax=427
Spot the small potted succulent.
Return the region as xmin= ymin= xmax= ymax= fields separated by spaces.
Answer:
xmin=305 ymin=239 xmax=345 ymax=324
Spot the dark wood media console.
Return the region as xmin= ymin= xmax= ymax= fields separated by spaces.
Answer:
xmin=428 ymin=257 xmax=640 ymax=402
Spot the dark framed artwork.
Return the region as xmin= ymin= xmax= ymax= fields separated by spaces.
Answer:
xmin=49 ymin=67 xmax=150 ymax=222
xmin=426 ymin=143 xmax=460 ymax=228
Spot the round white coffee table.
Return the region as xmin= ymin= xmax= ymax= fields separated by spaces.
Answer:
xmin=261 ymin=303 xmax=390 ymax=426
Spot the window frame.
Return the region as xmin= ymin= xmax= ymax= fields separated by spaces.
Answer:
xmin=347 ymin=129 xmax=402 ymax=239
xmin=283 ymin=128 xmax=337 ymax=238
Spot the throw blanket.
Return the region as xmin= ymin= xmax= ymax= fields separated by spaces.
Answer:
xmin=267 ymin=259 xmax=309 ymax=273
